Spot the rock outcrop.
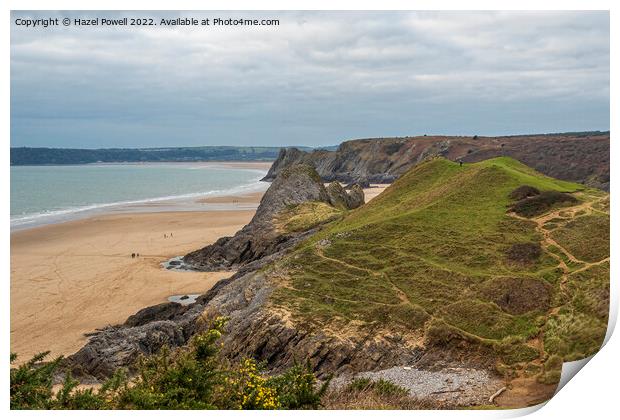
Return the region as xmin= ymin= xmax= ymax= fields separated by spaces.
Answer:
xmin=67 ymin=267 xmax=420 ymax=380
xmin=65 ymin=167 xmax=372 ymax=380
xmin=346 ymin=184 xmax=365 ymax=209
xmin=67 ymin=303 xmax=199 ymax=378
xmin=326 ymin=182 xmax=365 ymax=210
xmin=262 ymin=132 xmax=610 ymax=190
xmin=183 ymin=164 xmax=362 ymax=271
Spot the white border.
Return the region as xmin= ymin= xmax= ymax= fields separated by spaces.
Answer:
xmin=2 ymin=1 xmax=616 ymax=419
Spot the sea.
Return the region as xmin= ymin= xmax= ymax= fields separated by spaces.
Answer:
xmin=10 ymin=162 xmax=269 ymax=231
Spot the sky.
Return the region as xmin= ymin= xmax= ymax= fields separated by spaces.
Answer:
xmin=10 ymin=11 xmax=610 ymax=149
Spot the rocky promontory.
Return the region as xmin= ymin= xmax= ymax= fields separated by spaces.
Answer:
xmin=183 ymin=164 xmax=364 ymax=271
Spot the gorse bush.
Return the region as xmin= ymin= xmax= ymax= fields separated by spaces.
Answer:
xmin=10 ymin=351 xmax=61 ymax=409
xmin=10 ymin=317 xmax=327 ymax=410
xmin=266 ymin=361 xmax=331 ymax=409
xmin=510 ymin=191 xmax=578 ymax=217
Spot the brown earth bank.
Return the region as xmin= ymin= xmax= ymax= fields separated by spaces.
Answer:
xmin=263 ymin=132 xmax=610 ymax=190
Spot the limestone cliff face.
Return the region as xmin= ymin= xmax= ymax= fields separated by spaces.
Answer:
xmin=183 ymin=164 xmax=363 ymax=271
xmin=262 ymin=133 xmax=610 ymax=190
xmin=183 ymin=164 xmax=326 ymax=271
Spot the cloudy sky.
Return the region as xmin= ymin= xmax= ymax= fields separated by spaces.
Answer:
xmin=11 ymin=11 xmax=609 ymax=148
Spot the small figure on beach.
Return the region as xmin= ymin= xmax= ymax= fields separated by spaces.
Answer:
xmin=164 ymin=234 xmax=167 ymax=239
xmin=131 ymin=253 xmax=135 ymax=258
xmin=136 ymin=253 xmax=140 ymax=258
xmin=458 ymin=159 xmax=463 ymax=167
xmin=170 ymin=232 xmax=173 ymax=238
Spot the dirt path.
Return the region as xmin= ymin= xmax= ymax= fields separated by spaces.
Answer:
xmin=498 ymin=192 xmax=609 ymax=407
xmin=290 ymin=190 xmax=609 ymax=409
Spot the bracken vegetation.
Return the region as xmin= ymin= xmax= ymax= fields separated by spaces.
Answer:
xmin=510 ymin=191 xmax=579 ymax=217
xmin=509 ymin=185 xmax=540 ymax=201
xmin=505 ymin=242 xmax=542 ymax=265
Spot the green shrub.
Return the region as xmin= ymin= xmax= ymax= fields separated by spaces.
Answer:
xmin=10 ymin=352 xmax=61 ymax=409
xmin=495 ymin=336 xmax=539 ymax=365
xmin=266 ymin=362 xmax=330 ymax=409
xmin=536 ymin=354 xmax=563 ymax=385
xmin=538 ymin=370 xmax=561 ymax=385
xmin=347 ymin=378 xmax=408 ymax=397
xmin=10 ymin=318 xmax=327 ymax=410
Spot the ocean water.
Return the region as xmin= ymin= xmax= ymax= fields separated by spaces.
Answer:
xmin=10 ymin=163 xmax=269 ymax=230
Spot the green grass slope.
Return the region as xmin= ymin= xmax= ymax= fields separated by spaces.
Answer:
xmin=268 ymin=157 xmax=608 ymax=381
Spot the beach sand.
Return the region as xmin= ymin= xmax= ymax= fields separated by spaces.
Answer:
xmin=364 ymin=184 xmax=390 ymax=201
xmin=10 ymin=183 xmax=388 ymax=363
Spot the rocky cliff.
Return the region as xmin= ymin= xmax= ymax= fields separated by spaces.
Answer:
xmin=262 ymin=132 xmax=610 ymax=190
xmin=183 ymin=164 xmax=364 ymax=271
xmin=67 ymin=164 xmax=366 ymax=379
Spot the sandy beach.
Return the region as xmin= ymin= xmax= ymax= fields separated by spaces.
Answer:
xmin=10 ymin=183 xmax=388 ymax=363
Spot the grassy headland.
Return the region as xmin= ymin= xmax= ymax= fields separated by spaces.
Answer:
xmin=269 ymin=157 xmax=608 ymax=386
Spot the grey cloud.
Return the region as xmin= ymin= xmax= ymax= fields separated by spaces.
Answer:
xmin=10 ymin=11 xmax=609 ymax=148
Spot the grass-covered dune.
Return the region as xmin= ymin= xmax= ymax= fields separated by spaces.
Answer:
xmin=269 ymin=157 xmax=609 ymax=383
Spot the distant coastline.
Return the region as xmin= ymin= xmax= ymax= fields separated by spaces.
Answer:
xmin=10 ymin=161 xmax=272 ymax=231
xmin=10 ymin=145 xmax=338 ymax=166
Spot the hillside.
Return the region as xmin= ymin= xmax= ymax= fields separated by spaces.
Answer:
xmin=67 ymin=157 xmax=609 ymax=408
xmin=262 ymin=132 xmax=610 ymax=191
xmin=205 ymin=157 xmax=608 ymax=407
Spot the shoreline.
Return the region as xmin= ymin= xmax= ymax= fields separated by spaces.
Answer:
xmin=10 ymin=160 xmax=275 ymax=168
xmin=11 ymin=161 xmax=273 ymax=232
xmin=10 ymin=183 xmax=388 ymax=363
